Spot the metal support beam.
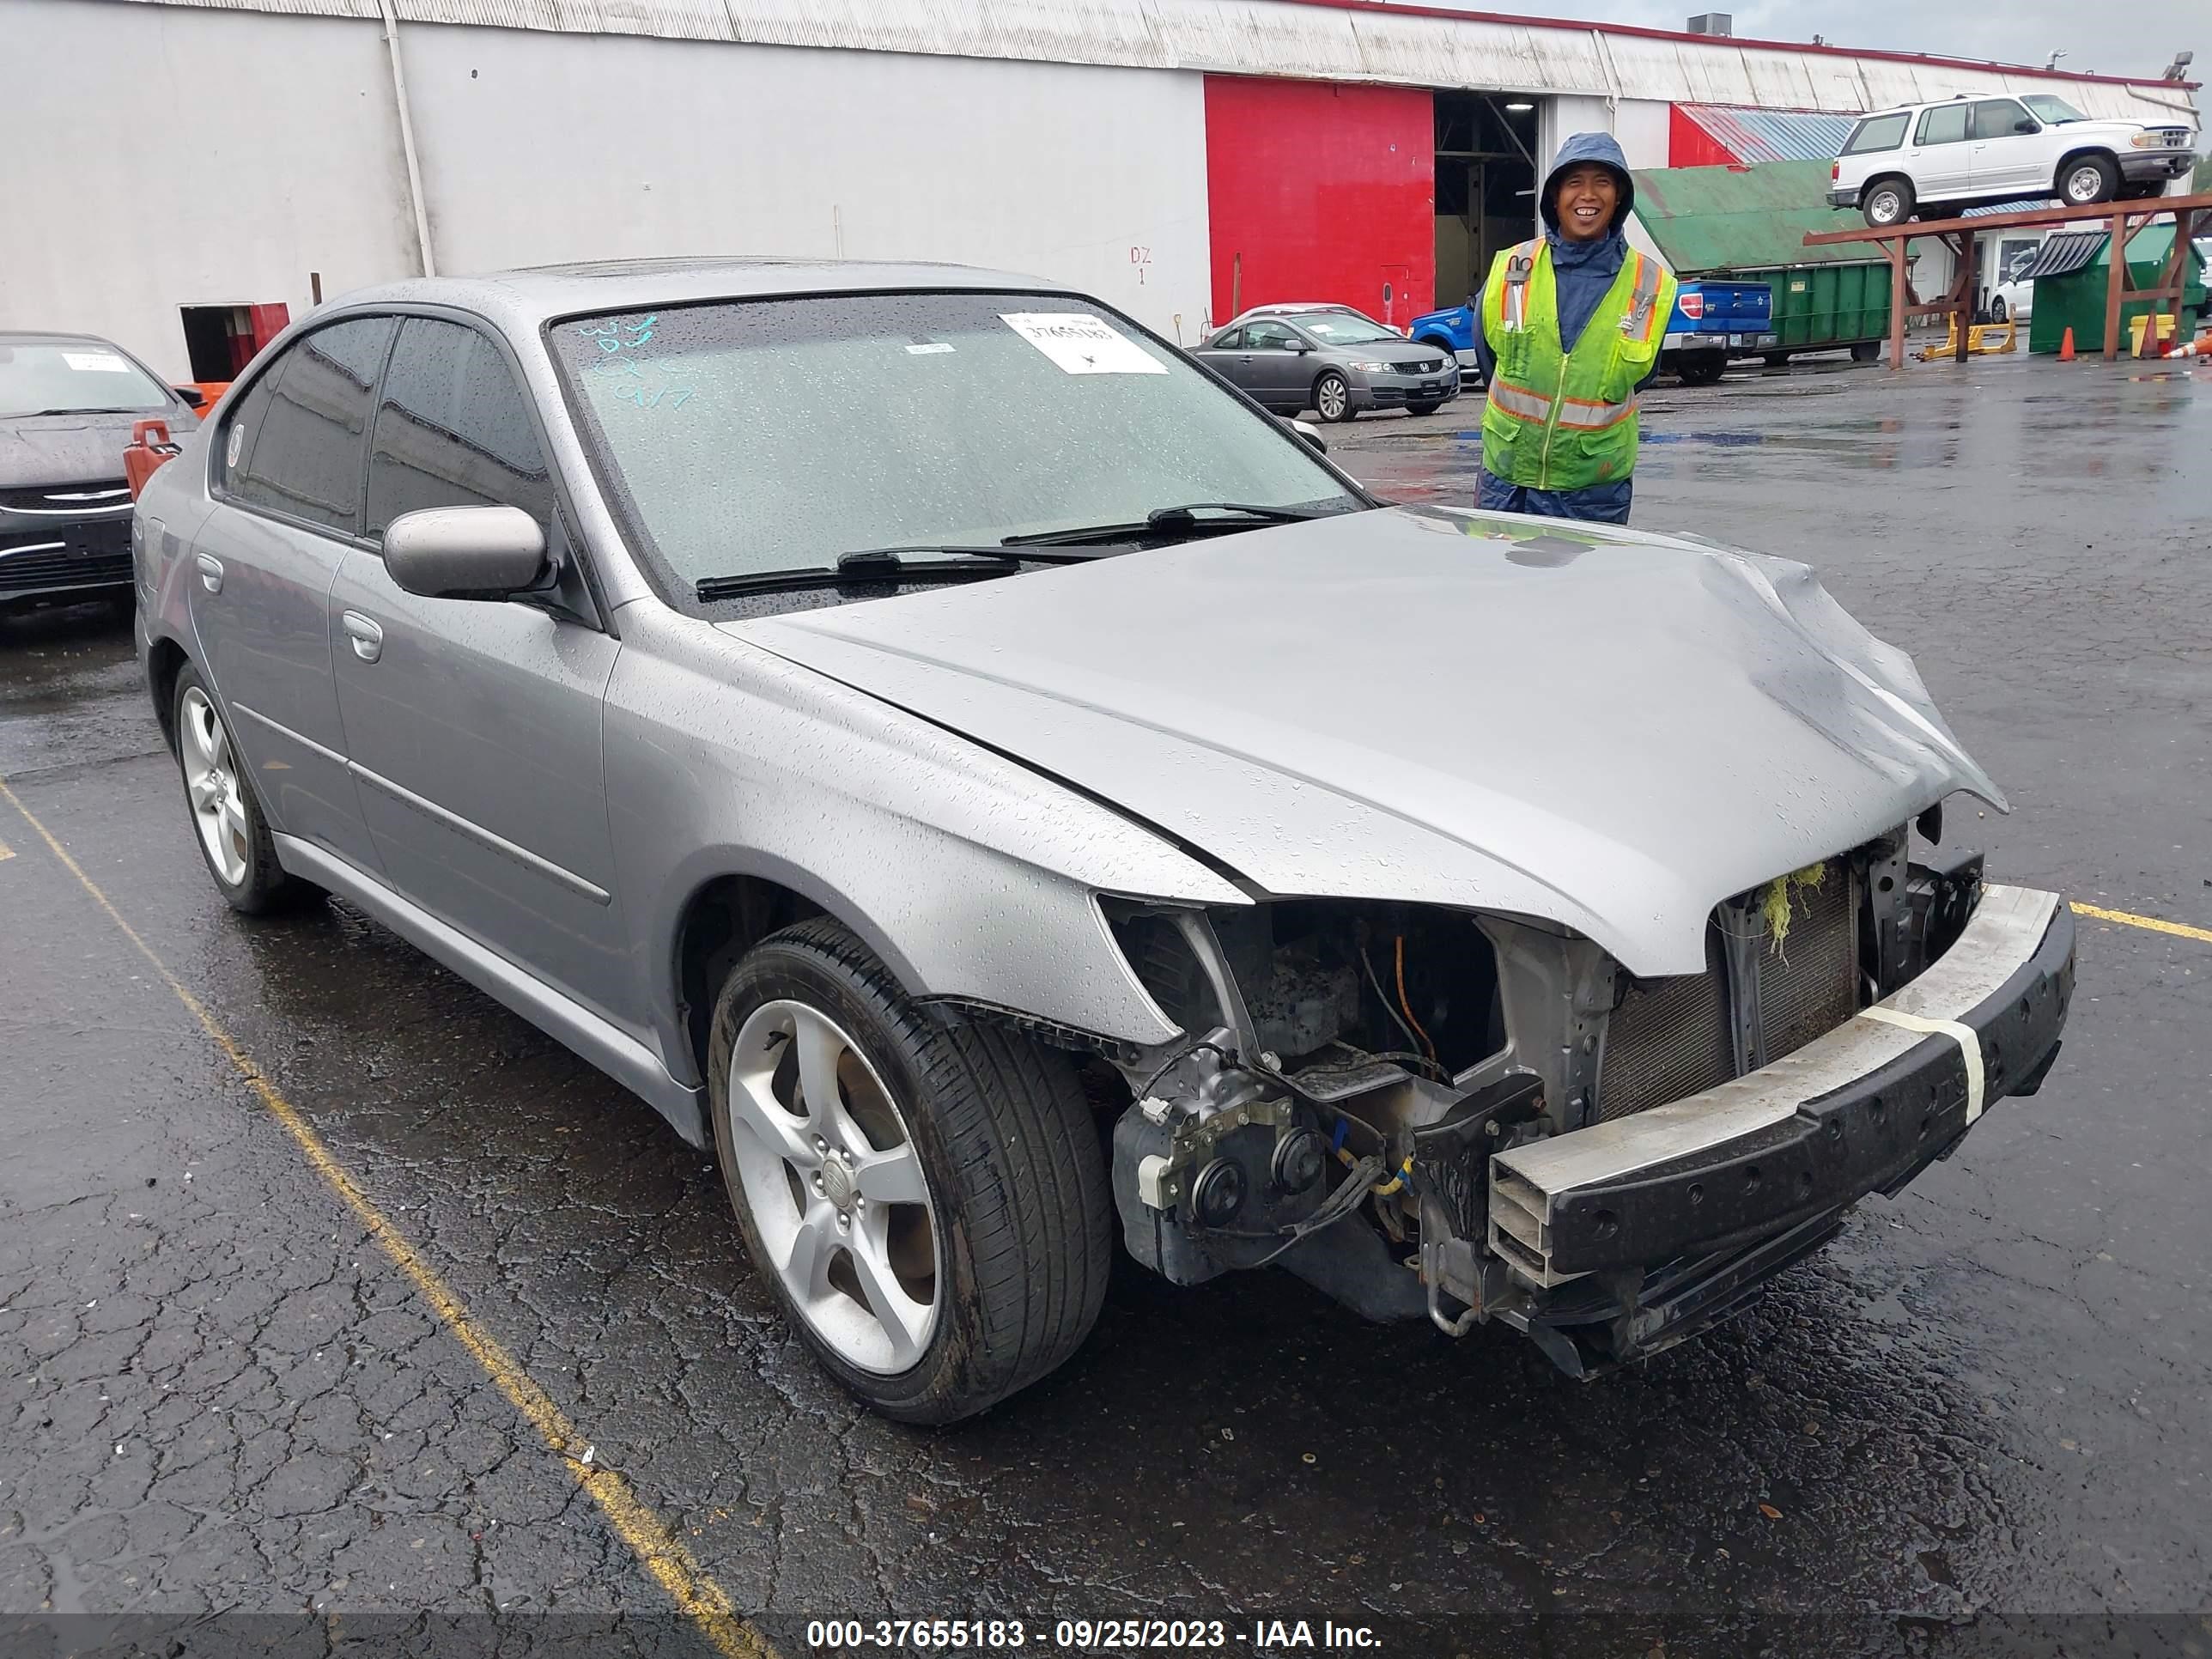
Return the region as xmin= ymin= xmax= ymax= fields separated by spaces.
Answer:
xmin=380 ymin=0 xmax=436 ymax=279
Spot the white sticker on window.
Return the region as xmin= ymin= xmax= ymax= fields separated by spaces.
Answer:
xmin=1000 ymin=313 xmax=1167 ymax=375
xmin=905 ymin=342 xmax=956 ymax=355
xmin=63 ymin=350 xmax=131 ymax=373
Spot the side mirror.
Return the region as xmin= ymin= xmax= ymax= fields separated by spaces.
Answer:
xmin=173 ymin=386 xmax=206 ymax=409
xmin=2014 ymin=118 xmax=2039 ymax=133
xmin=1294 ymin=342 xmax=1315 ymax=355
xmin=382 ymin=505 xmax=546 ymax=600
xmin=1284 ymin=416 xmax=1328 ymax=455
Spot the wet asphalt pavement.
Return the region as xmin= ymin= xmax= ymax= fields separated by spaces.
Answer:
xmin=2 ymin=351 xmax=2208 ymax=1658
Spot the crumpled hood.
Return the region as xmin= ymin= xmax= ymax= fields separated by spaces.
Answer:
xmin=0 ymin=413 xmax=162 ymax=490
xmin=732 ymin=506 xmax=2002 ymax=976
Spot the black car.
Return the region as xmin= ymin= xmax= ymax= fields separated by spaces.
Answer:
xmin=1 ymin=331 xmax=203 ymax=613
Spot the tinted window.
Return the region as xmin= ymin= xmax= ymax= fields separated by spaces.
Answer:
xmin=1207 ymin=327 xmax=1244 ymax=349
xmin=1244 ymin=321 xmax=1302 ymax=349
xmin=228 ymin=318 xmax=393 ymax=532
xmin=1917 ymin=104 xmax=1969 ymax=146
xmin=1843 ymin=112 xmax=1911 ymax=155
xmin=1972 ymin=100 xmax=2034 ymax=141
xmin=368 ymin=318 xmax=553 ymax=538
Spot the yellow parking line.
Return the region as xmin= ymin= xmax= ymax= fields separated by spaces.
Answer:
xmin=2071 ymin=901 xmax=2212 ymax=945
xmin=0 ymin=777 xmax=776 ymax=1659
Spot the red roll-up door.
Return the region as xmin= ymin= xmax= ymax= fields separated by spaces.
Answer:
xmin=1205 ymin=76 xmax=1436 ymax=330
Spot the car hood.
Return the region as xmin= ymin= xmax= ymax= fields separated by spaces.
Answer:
xmin=731 ymin=506 xmax=2002 ymax=976
xmin=0 ymin=412 xmax=168 ymax=490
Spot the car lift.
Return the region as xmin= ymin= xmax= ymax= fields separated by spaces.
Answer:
xmin=1803 ymin=189 xmax=2212 ymax=367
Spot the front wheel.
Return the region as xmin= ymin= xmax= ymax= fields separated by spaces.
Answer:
xmin=172 ymin=663 xmax=311 ymax=915
xmin=1863 ymin=177 xmax=1915 ymax=228
xmin=2060 ymin=155 xmax=2118 ymax=206
xmin=1312 ymin=371 xmax=1354 ymax=423
xmin=708 ymin=919 xmax=1113 ymax=1424
xmin=1989 ymin=295 xmax=2008 ymax=324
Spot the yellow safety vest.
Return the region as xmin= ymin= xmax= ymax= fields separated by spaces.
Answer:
xmin=1480 ymin=240 xmax=1676 ymax=492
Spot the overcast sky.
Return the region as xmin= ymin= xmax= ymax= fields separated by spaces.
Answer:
xmin=1411 ymin=0 xmax=2201 ymax=86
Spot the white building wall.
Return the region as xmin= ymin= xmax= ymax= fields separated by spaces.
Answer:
xmin=395 ymin=27 xmax=1212 ymax=342
xmin=1611 ymin=99 xmax=1673 ymax=170
xmin=0 ymin=0 xmax=422 ymax=380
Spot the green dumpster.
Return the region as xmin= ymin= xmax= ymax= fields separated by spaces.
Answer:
xmin=2023 ymin=225 xmax=2205 ymax=356
xmin=1631 ymin=160 xmax=1896 ymax=361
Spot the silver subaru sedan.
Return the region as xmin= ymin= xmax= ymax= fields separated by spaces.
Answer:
xmin=136 ymin=259 xmax=2073 ymax=1422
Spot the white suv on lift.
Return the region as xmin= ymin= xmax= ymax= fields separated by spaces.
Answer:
xmin=1830 ymin=93 xmax=2196 ymax=227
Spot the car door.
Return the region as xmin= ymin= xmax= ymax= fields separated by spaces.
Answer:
xmin=1195 ymin=326 xmax=1253 ymax=390
xmin=1910 ymin=103 xmax=1973 ymax=201
xmin=1239 ymin=319 xmax=1309 ymax=406
xmin=1969 ymin=99 xmax=2044 ymax=196
xmin=192 ymin=316 xmax=394 ymax=873
xmin=327 ymin=313 xmax=632 ymax=1027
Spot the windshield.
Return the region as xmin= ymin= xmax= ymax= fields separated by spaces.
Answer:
xmin=2021 ymin=94 xmax=2087 ymax=124
xmin=0 ymin=340 xmax=171 ymax=418
xmin=551 ymin=292 xmax=1363 ymax=592
xmin=1290 ymin=313 xmax=1402 ymax=344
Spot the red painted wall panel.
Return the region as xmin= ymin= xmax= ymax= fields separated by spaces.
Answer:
xmin=1204 ymin=76 xmax=1435 ymax=331
xmin=1668 ymin=105 xmax=1740 ymax=168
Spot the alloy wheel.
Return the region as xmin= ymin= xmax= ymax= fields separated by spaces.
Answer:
xmin=724 ymin=1000 xmax=940 ymax=1373
xmin=1316 ymin=377 xmax=1348 ymax=421
xmin=179 ymin=686 xmax=249 ymax=886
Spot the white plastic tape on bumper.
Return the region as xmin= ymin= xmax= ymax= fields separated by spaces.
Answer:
xmin=1857 ymin=1006 xmax=1988 ymax=1123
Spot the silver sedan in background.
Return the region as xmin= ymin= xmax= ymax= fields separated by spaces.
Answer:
xmin=137 ymin=259 xmax=2071 ymax=1424
xmin=1193 ymin=307 xmax=1459 ymax=422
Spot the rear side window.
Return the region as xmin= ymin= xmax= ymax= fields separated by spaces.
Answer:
xmin=367 ymin=318 xmax=553 ymax=538
xmin=225 ymin=317 xmax=394 ymax=532
xmin=1917 ymin=104 xmax=1969 ymax=146
xmin=1971 ymin=100 xmax=2034 ymax=141
xmin=1842 ymin=112 xmax=1910 ymax=155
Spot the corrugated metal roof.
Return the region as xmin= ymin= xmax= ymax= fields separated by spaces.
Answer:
xmin=89 ymin=0 xmax=2207 ymax=123
xmin=1961 ymin=198 xmax=2061 ymax=218
xmin=1630 ymin=159 xmax=1891 ymax=274
xmin=1676 ymin=104 xmax=1857 ymax=163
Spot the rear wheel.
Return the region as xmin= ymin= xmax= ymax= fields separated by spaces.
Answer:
xmin=1863 ymin=177 xmax=1915 ymax=228
xmin=171 ymin=664 xmax=310 ymax=915
xmin=1850 ymin=340 xmax=1882 ymax=362
xmin=708 ymin=919 xmax=1113 ymax=1423
xmin=2059 ymin=155 xmax=2118 ymax=207
xmin=1312 ymin=371 xmax=1354 ymax=423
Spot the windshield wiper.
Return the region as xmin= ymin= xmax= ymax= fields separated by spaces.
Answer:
xmin=1002 ymin=501 xmax=1328 ymax=548
xmin=15 ymin=406 xmax=155 ymax=418
xmin=695 ymin=544 xmax=1095 ymax=602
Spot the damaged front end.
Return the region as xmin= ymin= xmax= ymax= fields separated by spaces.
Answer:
xmin=1101 ymin=819 xmax=2074 ymax=1376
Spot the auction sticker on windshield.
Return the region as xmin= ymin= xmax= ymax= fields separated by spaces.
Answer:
xmin=62 ymin=351 xmax=131 ymax=373
xmin=1000 ymin=313 xmax=1166 ymax=375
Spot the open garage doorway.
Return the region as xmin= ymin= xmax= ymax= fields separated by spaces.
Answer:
xmin=1434 ymin=94 xmax=1538 ymax=312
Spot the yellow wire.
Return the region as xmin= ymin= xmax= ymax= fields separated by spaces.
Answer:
xmin=1395 ymin=936 xmax=1439 ymax=1068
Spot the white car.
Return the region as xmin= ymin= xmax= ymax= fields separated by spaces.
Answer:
xmin=1829 ymin=94 xmax=2196 ymax=227
xmin=1988 ymin=277 xmax=2034 ymax=325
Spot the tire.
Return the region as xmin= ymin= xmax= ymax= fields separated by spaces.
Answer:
xmin=171 ymin=662 xmax=310 ymax=915
xmin=1989 ymin=295 xmax=2008 ymax=324
xmin=1675 ymin=350 xmax=1727 ymax=386
xmin=1312 ymin=371 xmax=1354 ymax=423
xmin=2058 ymin=154 xmax=2118 ymax=207
xmin=1761 ymin=352 xmax=1790 ymax=368
xmin=1407 ymin=400 xmax=1444 ymax=416
xmin=1850 ymin=340 xmax=1882 ymax=362
xmin=1862 ymin=177 xmax=1915 ymax=228
xmin=708 ymin=918 xmax=1113 ymax=1424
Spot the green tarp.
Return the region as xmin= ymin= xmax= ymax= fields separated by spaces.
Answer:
xmin=1630 ymin=161 xmax=1886 ymax=277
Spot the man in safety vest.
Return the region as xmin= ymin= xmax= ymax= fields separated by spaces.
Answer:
xmin=1472 ymin=132 xmax=1677 ymax=526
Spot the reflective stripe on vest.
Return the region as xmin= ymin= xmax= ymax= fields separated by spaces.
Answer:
xmin=1500 ymin=239 xmax=1541 ymax=332
xmin=1621 ymin=252 xmax=1662 ymax=345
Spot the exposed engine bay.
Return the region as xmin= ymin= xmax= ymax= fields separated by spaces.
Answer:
xmin=1098 ymin=811 xmax=2013 ymax=1373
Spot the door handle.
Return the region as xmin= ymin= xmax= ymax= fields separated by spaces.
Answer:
xmin=195 ymin=552 xmax=223 ymax=593
xmin=341 ymin=610 xmax=384 ymax=664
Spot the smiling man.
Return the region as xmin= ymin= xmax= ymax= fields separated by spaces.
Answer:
xmin=1473 ymin=132 xmax=1678 ymax=526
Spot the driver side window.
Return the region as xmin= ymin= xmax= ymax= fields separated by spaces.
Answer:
xmin=1245 ymin=321 xmax=1300 ymax=351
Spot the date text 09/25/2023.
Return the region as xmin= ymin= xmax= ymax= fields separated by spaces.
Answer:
xmin=805 ymin=1619 xmax=1386 ymax=1651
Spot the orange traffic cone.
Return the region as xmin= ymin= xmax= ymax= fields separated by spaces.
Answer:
xmin=2058 ymin=326 xmax=2076 ymax=362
